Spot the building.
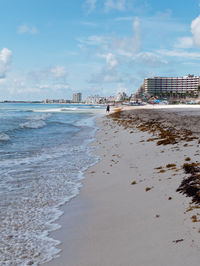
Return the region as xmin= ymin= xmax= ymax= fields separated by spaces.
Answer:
xmin=84 ymin=95 xmax=106 ymax=104
xmin=115 ymin=92 xmax=129 ymax=102
xmin=43 ymin=99 xmax=71 ymax=103
xmin=144 ymin=75 xmax=200 ymax=97
xmin=72 ymin=93 xmax=82 ymax=103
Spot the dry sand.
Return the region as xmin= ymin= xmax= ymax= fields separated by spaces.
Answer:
xmin=44 ymin=106 xmax=200 ymax=266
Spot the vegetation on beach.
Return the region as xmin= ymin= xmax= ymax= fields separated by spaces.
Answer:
xmin=110 ymin=108 xmax=200 ymax=223
xmin=145 ymin=187 xmax=153 ymax=192
xmin=166 ymin=164 xmax=176 ymax=168
xmin=131 ymin=181 xmax=137 ymax=185
xmin=177 ymin=162 xmax=200 ymax=204
xmin=109 ymin=109 xmax=198 ymax=146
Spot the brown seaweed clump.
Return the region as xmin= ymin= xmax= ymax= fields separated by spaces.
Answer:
xmin=176 ymin=163 xmax=200 ymax=204
xmin=166 ymin=163 xmax=176 ymax=168
xmin=145 ymin=186 xmax=153 ymax=192
xmin=131 ymin=181 xmax=137 ymax=185
xmin=173 ymin=239 xmax=184 ymax=243
xmin=183 ymin=163 xmax=199 ymax=174
xmin=109 ymin=109 xmax=198 ymax=146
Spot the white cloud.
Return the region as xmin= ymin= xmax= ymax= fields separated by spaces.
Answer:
xmin=103 ymin=53 xmax=118 ymax=68
xmin=51 ymin=66 xmax=67 ymax=78
xmin=132 ymin=17 xmax=140 ymax=51
xmin=84 ymin=0 xmax=97 ymax=14
xmin=17 ymin=24 xmax=38 ymax=35
xmin=158 ymin=49 xmax=200 ymax=59
xmin=79 ymin=17 xmax=143 ymax=88
xmin=176 ymin=15 xmax=200 ymax=49
xmin=27 ymin=66 xmax=67 ymax=81
xmin=78 ymin=35 xmax=106 ymax=46
xmin=0 ymin=69 xmax=70 ymax=99
xmin=132 ymin=52 xmax=168 ymax=67
xmin=107 ymin=17 xmax=141 ymax=55
xmin=191 ymin=15 xmax=200 ymax=47
xmin=52 ymin=83 xmax=70 ymax=91
xmin=81 ymin=21 xmax=97 ymax=27
xmin=175 ymin=37 xmax=193 ymax=49
xmin=78 ymin=17 xmax=141 ymax=56
xmin=0 ymin=65 xmax=70 ymax=98
xmin=89 ymin=68 xmax=122 ymax=83
xmin=114 ymin=16 xmax=133 ymax=21
xmin=104 ymin=0 xmax=126 ymax=12
xmin=173 ymin=15 xmax=200 ymax=49
xmin=0 ymin=48 xmax=12 ymax=78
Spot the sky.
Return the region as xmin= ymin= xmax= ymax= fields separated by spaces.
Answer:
xmin=1 ymin=0 xmax=200 ymax=100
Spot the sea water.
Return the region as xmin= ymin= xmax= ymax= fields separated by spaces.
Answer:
xmin=0 ymin=103 xmax=104 ymax=265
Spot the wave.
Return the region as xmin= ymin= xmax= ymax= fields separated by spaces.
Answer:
xmin=28 ymin=113 xmax=52 ymax=120
xmin=31 ymin=108 xmax=78 ymax=113
xmin=19 ymin=113 xmax=51 ymax=129
xmin=61 ymin=108 xmax=78 ymax=111
xmin=75 ymin=116 xmax=96 ymax=127
xmin=0 ymin=133 xmax=10 ymax=141
xmin=20 ymin=120 xmax=46 ymax=129
xmin=31 ymin=107 xmax=104 ymax=113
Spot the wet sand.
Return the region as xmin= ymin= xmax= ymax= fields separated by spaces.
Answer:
xmin=44 ymin=106 xmax=200 ymax=266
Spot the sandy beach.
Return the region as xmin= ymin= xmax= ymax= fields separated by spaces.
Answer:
xmin=44 ymin=105 xmax=200 ymax=266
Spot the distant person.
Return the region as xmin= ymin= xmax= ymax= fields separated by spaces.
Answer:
xmin=106 ymin=104 xmax=110 ymax=113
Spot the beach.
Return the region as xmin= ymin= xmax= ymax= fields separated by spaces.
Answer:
xmin=44 ymin=105 xmax=200 ymax=266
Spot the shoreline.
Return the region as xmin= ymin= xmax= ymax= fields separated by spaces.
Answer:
xmin=44 ymin=106 xmax=200 ymax=266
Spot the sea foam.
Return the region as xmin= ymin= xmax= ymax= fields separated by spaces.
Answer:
xmin=0 ymin=133 xmax=10 ymax=141
xmin=20 ymin=120 xmax=46 ymax=129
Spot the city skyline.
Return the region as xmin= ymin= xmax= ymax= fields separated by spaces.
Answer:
xmin=1 ymin=0 xmax=200 ymax=100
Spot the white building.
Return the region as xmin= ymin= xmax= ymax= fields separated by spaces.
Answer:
xmin=144 ymin=75 xmax=200 ymax=97
xmin=84 ymin=95 xmax=106 ymax=104
xmin=115 ymin=92 xmax=128 ymax=102
xmin=72 ymin=93 xmax=82 ymax=103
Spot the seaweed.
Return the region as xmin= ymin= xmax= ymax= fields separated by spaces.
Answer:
xmin=131 ymin=181 xmax=137 ymax=185
xmin=166 ymin=163 xmax=177 ymax=168
xmin=173 ymin=239 xmax=184 ymax=243
xmin=109 ymin=109 xmax=198 ymax=146
xmin=185 ymin=157 xmax=191 ymax=161
xmin=155 ymin=166 xmax=163 ymax=170
xmin=176 ymin=163 xmax=200 ymax=204
xmin=159 ymin=169 xmax=166 ymax=173
xmin=145 ymin=187 xmax=153 ymax=192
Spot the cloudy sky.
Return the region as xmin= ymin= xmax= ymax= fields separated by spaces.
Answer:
xmin=1 ymin=0 xmax=200 ymax=100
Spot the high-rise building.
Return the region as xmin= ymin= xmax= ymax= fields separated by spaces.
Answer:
xmin=72 ymin=93 xmax=82 ymax=103
xmin=144 ymin=75 xmax=200 ymax=96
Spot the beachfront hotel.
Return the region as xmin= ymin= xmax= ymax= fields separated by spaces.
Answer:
xmin=72 ymin=92 xmax=82 ymax=103
xmin=144 ymin=75 xmax=200 ymax=97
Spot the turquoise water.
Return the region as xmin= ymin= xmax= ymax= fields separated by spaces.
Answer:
xmin=0 ymin=103 xmax=104 ymax=265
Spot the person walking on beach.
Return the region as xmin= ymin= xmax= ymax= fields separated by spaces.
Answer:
xmin=106 ymin=104 xmax=110 ymax=113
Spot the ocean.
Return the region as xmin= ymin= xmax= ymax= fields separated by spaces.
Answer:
xmin=0 ymin=103 xmax=104 ymax=265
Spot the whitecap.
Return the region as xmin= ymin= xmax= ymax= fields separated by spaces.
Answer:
xmin=20 ymin=120 xmax=46 ymax=129
xmin=61 ymin=108 xmax=78 ymax=111
xmin=28 ymin=113 xmax=52 ymax=121
xmin=0 ymin=133 xmax=10 ymax=141
xmin=33 ymin=108 xmax=63 ymax=113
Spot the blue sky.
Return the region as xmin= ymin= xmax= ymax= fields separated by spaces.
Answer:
xmin=1 ymin=0 xmax=200 ymax=100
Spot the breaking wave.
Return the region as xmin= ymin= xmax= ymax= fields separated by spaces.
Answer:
xmin=0 ymin=133 xmax=10 ymax=141
xmin=19 ymin=113 xmax=51 ymax=129
xmin=20 ymin=120 xmax=46 ymax=129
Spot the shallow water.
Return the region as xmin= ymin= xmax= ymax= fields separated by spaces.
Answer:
xmin=0 ymin=103 xmax=103 ymax=265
